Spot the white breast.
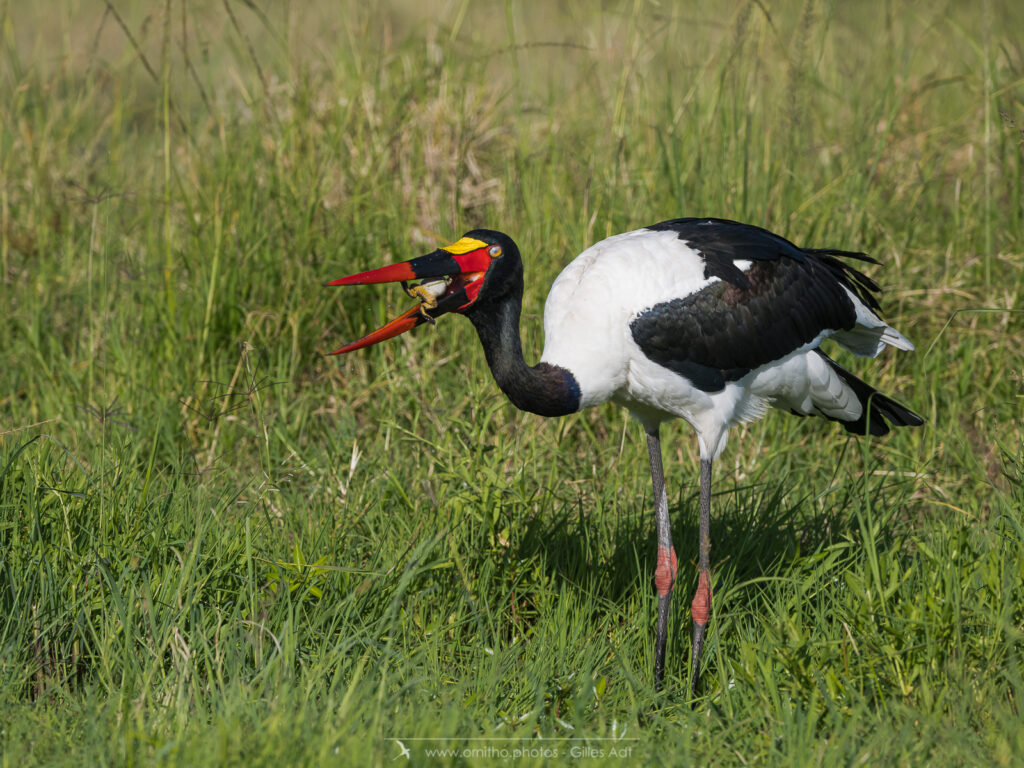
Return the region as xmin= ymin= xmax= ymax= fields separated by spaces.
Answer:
xmin=539 ymin=228 xmax=731 ymax=414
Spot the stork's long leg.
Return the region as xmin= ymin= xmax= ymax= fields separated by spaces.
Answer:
xmin=689 ymin=458 xmax=713 ymax=698
xmin=646 ymin=427 xmax=677 ymax=690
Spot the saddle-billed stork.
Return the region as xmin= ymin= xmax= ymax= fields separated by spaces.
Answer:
xmin=326 ymin=218 xmax=923 ymax=697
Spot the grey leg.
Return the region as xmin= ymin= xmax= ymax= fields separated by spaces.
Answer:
xmin=646 ymin=427 xmax=677 ymax=690
xmin=689 ymin=458 xmax=713 ymax=699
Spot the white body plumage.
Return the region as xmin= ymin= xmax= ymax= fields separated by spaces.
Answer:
xmin=539 ymin=228 xmax=913 ymax=459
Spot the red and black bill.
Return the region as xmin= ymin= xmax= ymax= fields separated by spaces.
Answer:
xmin=325 ymin=236 xmax=497 ymax=355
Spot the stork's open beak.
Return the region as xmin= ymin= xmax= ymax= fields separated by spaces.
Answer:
xmin=325 ymin=237 xmax=494 ymax=355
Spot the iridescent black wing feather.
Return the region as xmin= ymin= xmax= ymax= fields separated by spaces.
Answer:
xmin=631 ymin=219 xmax=884 ymax=392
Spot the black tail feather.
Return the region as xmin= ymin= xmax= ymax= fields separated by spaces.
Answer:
xmin=815 ymin=351 xmax=924 ymax=437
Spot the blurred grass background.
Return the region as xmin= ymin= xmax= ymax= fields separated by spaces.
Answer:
xmin=1 ymin=1 xmax=1023 ymax=765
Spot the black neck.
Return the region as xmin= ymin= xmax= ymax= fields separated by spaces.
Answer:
xmin=467 ymin=296 xmax=580 ymax=418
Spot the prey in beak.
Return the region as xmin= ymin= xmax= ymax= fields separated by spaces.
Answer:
xmin=325 ymin=236 xmax=501 ymax=355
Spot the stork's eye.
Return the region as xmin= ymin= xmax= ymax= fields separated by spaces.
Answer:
xmin=489 ymin=245 xmax=502 ymax=258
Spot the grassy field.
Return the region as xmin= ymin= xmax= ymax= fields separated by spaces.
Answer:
xmin=2 ymin=1 xmax=1023 ymax=765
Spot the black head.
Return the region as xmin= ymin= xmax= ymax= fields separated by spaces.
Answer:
xmin=456 ymin=229 xmax=523 ymax=314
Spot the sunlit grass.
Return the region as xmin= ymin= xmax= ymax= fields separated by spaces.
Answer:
xmin=1 ymin=1 xmax=1023 ymax=765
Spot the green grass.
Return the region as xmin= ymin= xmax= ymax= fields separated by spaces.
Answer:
xmin=2 ymin=1 xmax=1023 ymax=765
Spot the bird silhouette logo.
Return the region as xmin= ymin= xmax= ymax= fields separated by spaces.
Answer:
xmin=392 ymin=739 xmax=411 ymax=761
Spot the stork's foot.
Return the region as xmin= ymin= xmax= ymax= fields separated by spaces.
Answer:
xmin=689 ymin=571 xmax=712 ymax=700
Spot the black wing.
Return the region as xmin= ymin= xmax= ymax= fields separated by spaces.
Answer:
xmin=631 ymin=219 xmax=883 ymax=392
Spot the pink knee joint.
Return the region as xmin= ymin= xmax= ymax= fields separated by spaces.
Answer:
xmin=655 ymin=545 xmax=678 ymax=597
xmin=691 ymin=571 xmax=711 ymax=625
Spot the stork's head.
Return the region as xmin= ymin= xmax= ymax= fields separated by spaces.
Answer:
xmin=325 ymin=229 xmax=521 ymax=355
